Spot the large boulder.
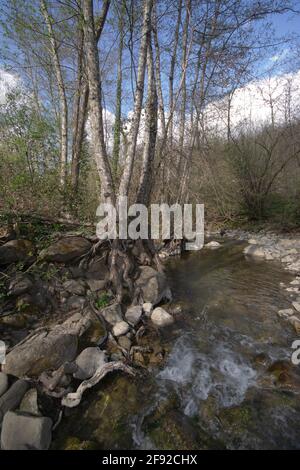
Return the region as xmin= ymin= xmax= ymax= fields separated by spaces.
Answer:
xmin=40 ymin=237 xmax=91 ymax=263
xmin=0 ymin=239 xmax=35 ymax=265
xmin=135 ymin=266 xmax=172 ymax=305
xmin=3 ymin=311 xmax=92 ymax=378
xmin=8 ymin=273 xmax=33 ymax=296
xmin=73 ymin=347 xmax=107 ymax=380
xmin=3 ymin=332 xmax=78 ymax=378
xmin=0 ymin=379 xmax=29 ymax=423
xmin=101 ymin=303 xmax=123 ymax=325
xmin=1 ymin=411 xmax=52 ymax=450
xmin=151 ymin=307 xmax=174 ymax=327
xmin=0 ymin=373 xmax=8 ymax=398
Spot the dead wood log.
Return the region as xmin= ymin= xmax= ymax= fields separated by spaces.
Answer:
xmin=61 ymin=361 xmax=136 ymax=408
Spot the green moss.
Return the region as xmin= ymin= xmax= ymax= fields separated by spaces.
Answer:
xmin=144 ymin=398 xmax=224 ymax=450
xmin=53 ymin=375 xmax=147 ymax=450
xmin=62 ymin=436 xmax=98 ymax=450
xmin=95 ymin=292 xmax=110 ymax=309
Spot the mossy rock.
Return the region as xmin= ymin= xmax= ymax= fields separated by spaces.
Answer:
xmin=53 ymin=375 xmax=148 ymax=450
xmin=62 ymin=436 xmax=98 ymax=450
xmin=218 ymin=404 xmax=253 ymax=430
xmin=144 ymin=398 xmax=224 ymax=450
xmin=0 ymin=313 xmax=28 ymax=329
xmin=79 ymin=319 xmax=106 ymax=348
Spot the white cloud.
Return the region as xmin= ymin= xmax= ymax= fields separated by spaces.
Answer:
xmin=0 ymin=69 xmax=19 ymax=104
xmin=203 ymin=70 xmax=300 ymax=136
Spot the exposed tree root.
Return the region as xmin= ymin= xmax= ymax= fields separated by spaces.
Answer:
xmin=61 ymin=361 xmax=136 ymax=408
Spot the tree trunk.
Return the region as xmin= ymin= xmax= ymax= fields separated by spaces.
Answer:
xmin=137 ymin=37 xmax=158 ymax=206
xmin=71 ymin=0 xmax=111 ymax=193
xmin=168 ymin=0 xmax=182 ymax=150
xmin=177 ymin=0 xmax=191 ymax=172
xmin=41 ymin=0 xmax=68 ymax=187
xmin=71 ymin=22 xmax=88 ymax=193
xmin=112 ymin=0 xmax=125 ymax=181
xmin=152 ymin=0 xmax=165 ymax=137
xmin=82 ymin=0 xmax=114 ymax=204
xmin=118 ymin=0 xmax=153 ymax=198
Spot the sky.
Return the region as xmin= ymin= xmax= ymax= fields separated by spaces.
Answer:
xmin=271 ymin=8 xmax=300 ymax=36
xmin=0 ymin=0 xmax=299 ymax=142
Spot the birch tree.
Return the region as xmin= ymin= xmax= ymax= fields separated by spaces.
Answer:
xmin=118 ymin=0 xmax=153 ymax=198
xmin=137 ymin=37 xmax=158 ymax=206
xmin=112 ymin=0 xmax=125 ymax=181
xmin=40 ymin=0 xmax=68 ymax=187
xmin=82 ymin=0 xmax=115 ymax=204
xmin=71 ymin=0 xmax=111 ymax=193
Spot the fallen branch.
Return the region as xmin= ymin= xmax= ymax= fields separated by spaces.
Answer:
xmin=61 ymin=361 xmax=136 ymax=408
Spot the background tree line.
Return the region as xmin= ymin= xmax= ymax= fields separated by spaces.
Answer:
xmin=0 ymin=0 xmax=299 ymax=230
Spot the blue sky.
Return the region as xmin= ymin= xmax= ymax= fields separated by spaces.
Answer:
xmin=271 ymin=8 xmax=300 ymax=37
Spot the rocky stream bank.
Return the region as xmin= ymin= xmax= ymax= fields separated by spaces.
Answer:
xmin=0 ymin=228 xmax=180 ymax=450
xmin=0 ymin=224 xmax=300 ymax=450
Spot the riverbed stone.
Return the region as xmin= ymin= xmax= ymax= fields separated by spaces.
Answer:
xmin=85 ymin=256 xmax=108 ymax=280
xmin=118 ymin=336 xmax=132 ymax=351
xmin=205 ymin=241 xmax=221 ymax=249
xmin=143 ymin=302 xmax=153 ymax=317
xmin=101 ymin=303 xmax=123 ymax=325
xmin=0 ymin=379 xmax=29 ymax=423
xmin=292 ymin=302 xmax=300 ymax=313
xmin=286 ymin=287 xmax=299 ymax=293
xmin=151 ymin=307 xmax=174 ymax=327
xmin=3 ymin=331 xmax=78 ymax=378
xmin=1 ymin=411 xmax=52 ymax=450
xmin=135 ymin=266 xmax=171 ymax=305
xmin=244 ymin=245 xmax=265 ymax=257
xmin=40 ymin=237 xmax=91 ymax=263
xmin=0 ymin=239 xmax=35 ymax=265
xmin=63 ymin=279 xmax=86 ymax=296
xmin=112 ymin=321 xmax=130 ymax=337
xmin=8 ymin=273 xmax=33 ymax=296
xmin=67 ymin=295 xmax=87 ymax=310
xmin=282 ymin=255 xmax=295 ymax=264
xmin=86 ymin=279 xmax=106 ymax=292
xmin=19 ymin=388 xmax=41 ymax=416
xmin=288 ymin=316 xmax=300 ymax=334
xmin=125 ymin=305 xmax=142 ymax=326
xmin=278 ymin=308 xmax=294 ymax=318
xmin=0 ymin=373 xmax=8 ymax=398
xmin=73 ymin=347 xmax=107 ymax=380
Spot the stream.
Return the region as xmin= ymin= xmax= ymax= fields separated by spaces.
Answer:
xmin=53 ymin=239 xmax=300 ymax=450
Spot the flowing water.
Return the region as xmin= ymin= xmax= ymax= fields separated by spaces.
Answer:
xmin=53 ymin=239 xmax=300 ymax=450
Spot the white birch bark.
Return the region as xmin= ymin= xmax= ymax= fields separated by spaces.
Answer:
xmin=118 ymin=0 xmax=153 ymax=198
xmin=137 ymin=38 xmax=158 ymax=206
xmin=41 ymin=0 xmax=68 ymax=187
xmin=82 ymin=0 xmax=115 ymax=204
